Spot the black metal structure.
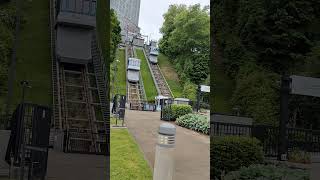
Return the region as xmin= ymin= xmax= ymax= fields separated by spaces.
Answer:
xmin=210 ymin=121 xmax=320 ymax=157
xmin=160 ymin=98 xmax=173 ymax=121
xmin=5 ymin=103 xmax=51 ymax=180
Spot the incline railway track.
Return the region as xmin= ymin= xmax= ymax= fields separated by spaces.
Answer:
xmin=144 ymin=47 xmax=173 ymax=98
xmin=50 ymin=0 xmax=108 ymax=154
xmin=126 ymin=45 xmax=146 ymax=110
xmin=149 ymin=63 xmax=172 ymax=97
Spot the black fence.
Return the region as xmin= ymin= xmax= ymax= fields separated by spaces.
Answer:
xmin=5 ymin=103 xmax=51 ymax=180
xmin=211 ymin=121 xmax=320 ymax=157
xmin=64 ymin=129 xmax=107 ymax=155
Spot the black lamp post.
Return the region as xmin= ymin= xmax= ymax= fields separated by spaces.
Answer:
xmin=19 ymin=80 xmax=30 ymax=180
xmin=196 ymin=85 xmax=201 ymax=112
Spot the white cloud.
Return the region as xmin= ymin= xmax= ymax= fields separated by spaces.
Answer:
xmin=139 ymin=0 xmax=210 ymax=41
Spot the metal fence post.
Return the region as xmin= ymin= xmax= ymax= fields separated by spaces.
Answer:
xmin=278 ymin=76 xmax=291 ymax=161
xmin=153 ymin=123 xmax=176 ymax=180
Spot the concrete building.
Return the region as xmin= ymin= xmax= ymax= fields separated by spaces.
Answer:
xmin=110 ymin=0 xmax=141 ymax=37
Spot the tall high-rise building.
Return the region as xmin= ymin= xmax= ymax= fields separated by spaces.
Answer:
xmin=110 ymin=0 xmax=141 ymax=36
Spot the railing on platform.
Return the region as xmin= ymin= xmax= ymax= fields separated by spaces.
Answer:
xmin=211 ymin=121 xmax=320 ymax=157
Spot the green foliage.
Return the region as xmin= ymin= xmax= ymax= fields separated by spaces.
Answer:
xmin=211 ymin=136 xmax=264 ymax=179
xmin=182 ymin=81 xmax=197 ymax=101
xmin=231 ymin=63 xmax=280 ymax=125
xmin=159 ymin=4 xmax=210 ymax=85
xmin=288 ymin=149 xmax=311 ymax=164
xmin=213 ymin=0 xmax=320 ymax=126
xmin=163 ymin=104 xmax=192 ymax=120
xmin=110 ymin=9 xmax=121 ymax=63
xmin=224 ymin=164 xmax=309 ymax=180
xmin=175 ymin=114 xmax=209 ymax=134
xmin=0 ymin=6 xmax=15 ymax=109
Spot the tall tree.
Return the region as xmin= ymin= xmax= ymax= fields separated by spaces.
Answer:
xmin=110 ymin=9 xmax=121 ymax=63
xmin=159 ymin=4 xmax=210 ymax=85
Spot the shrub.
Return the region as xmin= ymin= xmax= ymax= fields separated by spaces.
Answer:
xmin=175 ymin=114 xmax=209 ymax=134
xmin=224 ymin=164 xmax=309 ymax=180
xmin=162 ymin=104 xmax=192 ymax=121
xmin=211 ymin=136 xmax=264 ymax=179
xmin=288 ymin=149 xmax=311 ymax=164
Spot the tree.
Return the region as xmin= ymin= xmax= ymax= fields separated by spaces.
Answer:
xmin=213 ymin=0 xmax=320 ymax=126
xmin=110 ymin=9 xmax=121 ymax=63
xmin=0 ymin=6 xmax=15 ymax=112
xmin=159 ymin=4 xmax=210 ymax=85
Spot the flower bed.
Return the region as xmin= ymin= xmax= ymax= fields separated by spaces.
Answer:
xmin=175 ymin=114 xmax=209 ymax=134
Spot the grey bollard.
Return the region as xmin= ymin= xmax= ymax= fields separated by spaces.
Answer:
xmin=153 ymin=123 xmax=176 ymax=180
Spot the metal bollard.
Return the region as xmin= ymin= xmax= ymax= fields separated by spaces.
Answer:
xmin=153 ymin=123 xmax=176 ymax=180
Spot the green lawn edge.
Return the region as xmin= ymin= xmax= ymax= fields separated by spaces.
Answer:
xmin=111 ymin=129 xmax=153 ymax=180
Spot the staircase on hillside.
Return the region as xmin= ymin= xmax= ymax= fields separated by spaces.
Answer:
xmin=91 ymin=33 xmax=109 ymax=153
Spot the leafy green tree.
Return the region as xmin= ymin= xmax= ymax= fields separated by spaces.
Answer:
xmin=110 ymin=9 xmax=121 ymax=63
xmin=159 ymin=4 xmax=210 ymax=85
xmin=0 ymin=6 xmax=15 ymax=105
xmin=213 ymin=0 xmax=320 ymax=126
xmin=231 ymin=62 xmax=279 ymax=125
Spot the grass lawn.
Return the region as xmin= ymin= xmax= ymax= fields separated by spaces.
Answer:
xmin=111 ymin=129 xmax=153 ymax=180
xmin=12 ymin=0 xmax=51 ymax=110
xmin=110 ymin=117 xmax=124 ymax=126
xmin=158 ymin=53 xmax=183 ymax=98
xmin=135 ymin=49 xmax=157 ymax=102
xmin=111 ymin=49 xmax=126 ymax=96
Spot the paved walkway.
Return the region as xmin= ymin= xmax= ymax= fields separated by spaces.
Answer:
xmin=125 ymin=110 xmax=210 ymax=180
xmin=47 ymin=150 xmax=108 ymax=180
xmin=311 ymin=156 xmax=320 ymax=180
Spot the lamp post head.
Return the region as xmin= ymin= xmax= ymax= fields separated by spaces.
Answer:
xmin=158 ymin=123 xmax=176 ymax=147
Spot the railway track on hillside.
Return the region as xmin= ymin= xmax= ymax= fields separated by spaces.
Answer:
xmin=144 ymin=48 xmax=173 ymax=97
xmin=50 ymin=0 xmax=108 ymax=154
xmin=149 ymin=63 xmax=172 ymax=97
xmin=126 ymin=45 xmax=146 ymax=110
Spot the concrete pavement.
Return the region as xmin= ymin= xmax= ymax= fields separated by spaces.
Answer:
xmin=125 ymin=110 xmax=210 ymax=180
xmin=46 ymin=150 xmax=108 ymax=180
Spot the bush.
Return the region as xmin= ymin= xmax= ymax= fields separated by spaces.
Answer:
xmin=224 ymin=164 xmax=309 ymax=180
xmin=288 ymin=149 xmax=311 ymax=164
xmin=211 ymin=136 xmax=264 ymax=179
xmin=162 ymin=104 xmax=192 ymax=121
xmin=175 ymin=114 xmax=209 ymax=134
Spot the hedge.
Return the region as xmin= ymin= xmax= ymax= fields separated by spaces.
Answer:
xmin=162 ymin=104 xmax=192 ymax=121
xmin=224 ymin=164 xmax=309 ymax=180
xmin=211 ymin=136 xmax=264 ymax=179
xmin=175 ymin=114 xmax=209 ymax=134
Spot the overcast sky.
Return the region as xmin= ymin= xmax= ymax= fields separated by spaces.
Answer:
xmin=139 ymin=0 xmax=210 ymax=42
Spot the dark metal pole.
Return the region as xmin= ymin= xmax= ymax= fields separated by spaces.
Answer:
xmin=19 ymin=80 xmax=30 ymax=180
xmin=196 ymin=85 xmax=201 ymax=112
xmin=278 ymin=76 xmax=291 ymax=161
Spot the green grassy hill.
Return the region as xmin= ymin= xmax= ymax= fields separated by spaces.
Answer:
xmin=135 ymin=49 xmax=157 ymax=102
xmin=12 ymin=0 xmax=51 ymax=109
xmin=157 ymin=53 xmax=183 ymax=98
xmin=110 ymin=49 xmax=126 ymax=96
